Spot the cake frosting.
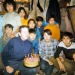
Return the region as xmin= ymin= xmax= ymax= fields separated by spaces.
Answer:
xmin=24 ymin=54 xmax=39 ymax=67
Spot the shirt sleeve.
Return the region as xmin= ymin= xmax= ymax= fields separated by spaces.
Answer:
xmin=36 ymin=28 xmax=41 ymax=39
xmin=1 ymin=39 xmax=12 ymax=67
xmin=54 ymin=46 xmax=62 ymax=59
xmin=34 ymin=40 xmax=39 ymax=54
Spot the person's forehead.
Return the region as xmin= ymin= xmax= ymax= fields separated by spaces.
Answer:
xmin=6 ymin=27 xmax=12 ymax=29
xmin=30 ymin=33 xmax=35 ymax=35
xmin=21 ymin=27 xmax=28 ymax=31
xmin=6 ymin=3 xmax=13 ymax=6
xmin=63 ymin=36 xmax=70 ymax=39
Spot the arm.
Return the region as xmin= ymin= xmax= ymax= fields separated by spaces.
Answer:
xmin=34 ymin=39 xmax=39 ymax=54
xmin=73 ymin=53 xmax=75 ymax=61
xmin=54 ymin=47 xmax=66 ymax=72
xmin=1 ymin=39 xmax=14 ymax=73
xmin=36 ymin=28 xmax=41 ymax=40
xmin=1 ymin=39 xmax=12 ymax=67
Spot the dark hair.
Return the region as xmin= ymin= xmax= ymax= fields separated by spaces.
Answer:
xmin=4 ymin=24 xmax=13 ymax=30
xmin=44 ymin=29 xmax=52 ymax=35
xmin=36 ymin=16 xmax=43 ymax=22
xmin=18 ymin=7 xmax=28 ymax=19
xmin=3 ymin=0 xmax=16 ymax=12
xmin=28 ymin=19 xmax=36 ymax=24
xmin=61 ymin=32 xmax=73 ymax=39
xmin=29 ymin=28 xmax=36 ymax=34
xmin=48 ymin=15 xmax=55 ymax=21
xmin=19 ymin=26 xmax=28 ymax=32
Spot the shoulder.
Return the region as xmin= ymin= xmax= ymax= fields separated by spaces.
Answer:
xmin=44 ymin=24 xmax=49 ymax=28
xmin=13 ymin=12 xmax=20 ymax=17
xmin=51 ymin=39 xmax=59 ymax=45
xmin=3 ymin=13 xmax=8 ymax=18
xmin=39 ymin=39 xmax=45 ymax=44
xmin=9 ymin=37 xmax=19 ymax=42
xmin=26 ymin=40 xmax=32 ymax=45
xmin=58 ymin=41 xmax=65 ymax=47
xmin=34 ymin=38 xmax=39 ymax=43
xmin=70 ymin=42 xmax=75 ymax=49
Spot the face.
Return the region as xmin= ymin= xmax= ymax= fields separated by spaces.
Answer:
xmin=6 ymin=4 xmax=14 ymax=13
xmin=44 ymin=32 xmax=51 ymax=43
xmin=29 ymin=33 xmax=36 ymax=41
xmin=19 ymin=27 xmax=29 ymax=41
xmin=19 ymin=10 xmax=25 ymax=18
xmin=28 ymin=21 xmax=35 ymax=29
xmin=5 ymin=27 xmax=13 ymax=35
xmin=37 ymin=21 xmax=42 ymax=27
xmin=49 ymin=18 xmax=55 ymax=25
xmin=62 ymin=36 xmax=71 ymax=46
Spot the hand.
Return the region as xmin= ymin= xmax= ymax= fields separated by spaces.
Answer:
xmin=59 ymin=57 xmax=64 ymax=62
xmin=6 ymin=66 xmax=14 ymax=73
xmin=58 ymin=62 xmax=66 ymax=72
xmin=46 ymin=59 xmax=53 ymax=65
xmin=73 ymin=53 xmax=75 ymax=61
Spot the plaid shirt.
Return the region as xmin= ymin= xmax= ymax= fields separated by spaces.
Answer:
xmin=39 ymin=39 xmax=58 ymax=61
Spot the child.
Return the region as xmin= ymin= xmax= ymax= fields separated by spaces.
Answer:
xmin=0 ymin=24 xmax=14 ymax=52
xmin=0 ymin=24 xmax=14 ymax=71
xmin=36 ymin=16 xmax=45 ymax=40
xmin=49 ymin=32 xmax=75 ymax=75
xmin=39 ymin=29 xmax=58 ymax=75
xmin=29 ymin=29 xmax=39 ymax=54
xmin=18 ymin=7 xmax=28 ymax=26
xmin=28 ymin=19 xmax=41 ymax=41
xmin=44 ymin=16 xmax=60 ymax=40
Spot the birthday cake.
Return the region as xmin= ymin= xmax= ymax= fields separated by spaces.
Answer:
xmin=24 ymin=54 xmax=39 ymax=67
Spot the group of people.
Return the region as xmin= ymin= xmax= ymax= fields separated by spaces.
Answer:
xmin=0 ymin=0 xmax=75 ymax=75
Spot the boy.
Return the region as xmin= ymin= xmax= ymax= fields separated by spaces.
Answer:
xmin=0 ymin=24 xmax=14 ymax=52
xmin=36 ymin=16 xmax=45 ymax=40
xmin=0 ymin=24 xmax=14 ymax=72
xmin=39 ymin=29 xmax=58 ymax=75
xmin=44 ymin=16 xmax=60 ymax=40
xmin=50 ymin=32 xmax=75 ymax=75
xmin=29 ymin=29 xmax=39 ymax=54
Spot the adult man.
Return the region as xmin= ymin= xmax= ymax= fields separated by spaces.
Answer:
xmin=1 ymin=26 xmax=38 ymax=75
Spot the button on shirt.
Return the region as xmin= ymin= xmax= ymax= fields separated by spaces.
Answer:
xmin=39 ymin=39 xmax=58 ymax=61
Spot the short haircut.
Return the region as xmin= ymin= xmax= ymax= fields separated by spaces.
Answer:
xmin=19 ymin=26 xmax=28 ymax=32
xmin=29 ymin=28 xmax=36 ymax=34
xmin=4 ymin=24 xmax=13 ymax=30
xmin=61 ymin=32 xmax=73 ymax=39
xmin=3 ymin=0 xmax=16 ymax=11
xmin=36 ymin=16 xmax=43 ymax=22
xmin=44 ymin=29 xmax=52 ymax=35
xmin=28 ymin=19 xmax=36 ymax=24
xmin=18 ymin=7 xmax=28 ymax=19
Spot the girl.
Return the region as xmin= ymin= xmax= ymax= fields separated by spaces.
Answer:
xmin=18 ymin=7 xmax=28 ymax=26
